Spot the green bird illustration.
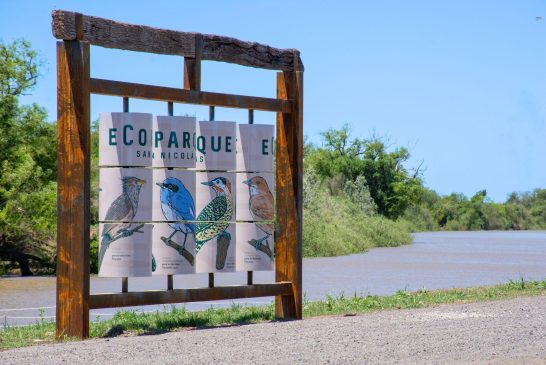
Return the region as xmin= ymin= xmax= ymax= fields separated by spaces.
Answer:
xmin=195 ymin=177 xmax=233 ymax=252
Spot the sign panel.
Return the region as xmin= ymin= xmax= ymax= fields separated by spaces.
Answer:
xmin=152 ymin=169 xmax=196 ymax=222
xmin=236 ymin=124 xmax=274 ymax=172
xmin=195 ymin=222 xmax=236 ymax=273
xmin=195 ymin=121 xmax=236 ymax=171
xmin=99 ymin=112 xmax=154 ymax=167
xmin=98 ymin=223 xmax=153 ymax=277
xmin=236 ymin=222 xmax=274 ymax=271
xmin=152 ymin=116 xmax=196 ymax=168
xmin=98 ymin=116 xmax=275 ymax=277
xmin=235 ymin=172 xmax=275 ymax=222
xmin=195 ymin=172 xmax=236 ymax=222
xmin=99 ymin=168 xmax=153 ymax=222
xmin=152 ymin=223 xmax=196 ymax=275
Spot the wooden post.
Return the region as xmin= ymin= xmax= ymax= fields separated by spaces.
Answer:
xmin=56 ymin=40 xmax=91 ymax=339
xmin=183 ymin=34 xmax=202 ymax=91
xmin=208 ymin=273 xmax=215 ymax=288
xmin=275 ymin=68 xmax=303 ymax=320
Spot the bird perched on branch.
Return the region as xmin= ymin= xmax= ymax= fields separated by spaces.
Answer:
xmin=243 ymin=176 xmax=274 ymax=237
xmin=195 ymin=177 xmax=233 ymax=252
xmin=157 ymin=177 xmax=195 ymax=247
xmin=99 ymin=176 xmax=145 ymax=270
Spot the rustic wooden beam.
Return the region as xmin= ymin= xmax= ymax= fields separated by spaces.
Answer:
xmin=90 ymin=78 xmax=292 ymax=113
xmin=56 ymin=40 xmax=91 ymax=339
xmin=275 ymin=70 xmax=303 ymax=320
xmin=51 ymin=10 xmax=303 ymax=71
xmin=51 ymin=10 xmax=195 ymax=57
xmin=202 ymin=34 xmax=304 ymax=71
xmin=89 ymin=282 xmax=292 ymax=309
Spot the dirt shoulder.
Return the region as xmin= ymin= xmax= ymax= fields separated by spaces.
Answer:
xmin=1 ymin=296 xmax=545 ymax=364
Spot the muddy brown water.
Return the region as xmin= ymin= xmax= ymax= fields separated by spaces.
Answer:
xmin=1 ymin=231 xmax=545 ymax=326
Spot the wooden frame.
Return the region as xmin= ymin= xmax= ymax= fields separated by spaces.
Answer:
xmin=53 ymin=10 xmax=303 ymax=339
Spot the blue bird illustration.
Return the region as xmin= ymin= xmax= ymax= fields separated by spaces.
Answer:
xmin=99 ymin=176 xmax=145 ymax=270
xmin=157 ymin=177 xmax=195 ymax=255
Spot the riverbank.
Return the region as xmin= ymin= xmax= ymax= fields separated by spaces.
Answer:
xmin=1 ymin=278 xmax=544 ymax=351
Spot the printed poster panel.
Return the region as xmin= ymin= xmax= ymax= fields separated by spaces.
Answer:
xmin=195 ymin=172 xmax=236 ymax=222
xmin=152 ymin=169 xmax=196 ymax=222
xmin=195 ymin=121 xmax=236 ymax=171
xmin=152 ymin=116 xmax=196 ymax=168
xmin=98 ymin=223 xmax=152 ymax=277
xmin=152 ymin=223 xmax=196 ymax=275
xmin=236 ymin=222 xmax=274 ymax=271
xmin=236 ymin=124 xmax=274 ymax=172
xmin=99 ymin=168 xmax=153 ymax=222
xmin=195 ymin=222 xmax=236 ymax=273
xmin=235 ymin=172 xmax=275 ymax=222
xmin=99 ymin=112 xmax=153 ymax=167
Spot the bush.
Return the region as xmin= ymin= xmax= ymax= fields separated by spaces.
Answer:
xmin=303 ymin=169 xmax=412 ymax=257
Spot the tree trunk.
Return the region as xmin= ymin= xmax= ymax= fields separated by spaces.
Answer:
xmin=15 ymin=253 xmax=34 ymax=276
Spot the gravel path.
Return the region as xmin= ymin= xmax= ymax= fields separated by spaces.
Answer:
xmin=2 ymin=296 xmax=545 ymax=364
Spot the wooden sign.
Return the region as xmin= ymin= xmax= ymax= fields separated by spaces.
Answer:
xmin=54 ymin=10 xmax=303 ymax=339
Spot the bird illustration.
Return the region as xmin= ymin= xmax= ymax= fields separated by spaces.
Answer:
xmin=99 ymin=176 xmax=146 ymax=270
xmin=157 ymin=177 xmax=195 ymax=247
xmin=243 ymin=176 xmax=274 ymax=237
xmin=194 ymin=177 xmax=233 ymax=252
xmin=247 ymin=236 xmax=274 ymax=261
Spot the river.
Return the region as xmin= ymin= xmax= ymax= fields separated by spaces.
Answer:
xmin=1 ymin=231 xmax=545 ymax=326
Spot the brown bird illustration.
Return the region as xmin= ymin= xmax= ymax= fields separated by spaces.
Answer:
xmin=243 ymin=176 xmax=274 ymax=237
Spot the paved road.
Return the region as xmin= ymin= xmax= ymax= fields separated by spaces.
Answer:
xmin=2 ymin=296 xmax=545 ymax=364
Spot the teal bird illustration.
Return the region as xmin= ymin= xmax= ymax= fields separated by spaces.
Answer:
xmin=195 ymin=177 xmax=233 ymax=252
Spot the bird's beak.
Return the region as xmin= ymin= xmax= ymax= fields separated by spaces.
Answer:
xmin=137 ymin=179 xmax=145 ymax=185
xmin=156 ymin=182 xmax=164 ymax=188
xmin=201 ymin=181 xmax=214 ymax=186
xmin=242 ymin=179 xmax=250 ymax=186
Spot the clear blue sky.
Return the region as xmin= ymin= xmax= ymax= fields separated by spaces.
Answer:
xmin=1 ymin=0 xmax=545 ymax=201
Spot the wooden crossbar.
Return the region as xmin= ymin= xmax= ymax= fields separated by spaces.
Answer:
xmin=90 ymin=78 xmax=292 ymax=113
xmin=89 ymin=282 xmax=293 ymax=309
xmin=51 ymin=10 xmax=304 ymax=71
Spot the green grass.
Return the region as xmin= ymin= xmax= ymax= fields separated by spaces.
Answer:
xmin=1 ymin=278 xmax=544 ymax=350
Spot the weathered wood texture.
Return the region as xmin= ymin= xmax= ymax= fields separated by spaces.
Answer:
xmin=183 ymin=35 xmax=202 ymax=91
xmin=90 ymin=78 xmax=292 ymax=113
xmin=202 ymin=34 xmax=303 ymax=71
xmin=275 ymin=70 xmax=303 ymax=320
xmin=89 ymin=283 xmax=292 ymax=309
xmin=56 ymin=40 xmax=91 ymax=339
xmin=52 ymin=10 xmax=195 ymax=57
xmin=51 ymin=10 xmax=303 ymax=71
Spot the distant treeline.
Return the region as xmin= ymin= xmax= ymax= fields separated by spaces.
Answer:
xmin=1 ymin=40 xmax=545 ymax=275
xmin=303 ymin=125 xmax=546 ymax=256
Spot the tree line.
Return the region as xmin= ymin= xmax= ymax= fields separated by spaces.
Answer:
xmin=1 ymin=40 xmax=544 ymax=275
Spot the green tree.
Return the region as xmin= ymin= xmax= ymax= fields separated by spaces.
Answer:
xmin=0 ymin=39 xmax=56 ymax=275
xmin=306 ymin=125 xmax=423 ymax=219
